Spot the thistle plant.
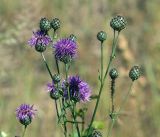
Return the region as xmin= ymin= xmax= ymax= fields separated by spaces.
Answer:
xmin=15 ymin=15 xmax=141 ymax=137
xmin=15 ymin=104 xmax=37 ymax=137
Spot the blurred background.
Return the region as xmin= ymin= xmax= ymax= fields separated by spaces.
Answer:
xmin=0 ymin=0 xmax=160 ymax=137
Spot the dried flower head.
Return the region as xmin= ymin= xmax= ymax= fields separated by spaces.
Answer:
xmin=63 ymin=76 xmax=91 ymax=102
xmin=16 ymin=104 xmax=36 ymax=126
xmin=54 ymin=38 xmax=77 ymax=64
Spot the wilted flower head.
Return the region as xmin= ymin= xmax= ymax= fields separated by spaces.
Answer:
xmin=16 ymin=104 xmax=36 ymax=126
xmin=53 ymin=38 xmax=77 ymax=63
xmin=63 ymin=76 xmax=91 ymax=102
xmin=28 ymin=30 xmax=52 ymax=47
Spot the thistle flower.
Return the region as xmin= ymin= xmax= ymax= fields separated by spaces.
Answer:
xmin=16 ymin=104 xmax=36 ymax=127
xmin=47 ymin=83 xmax=60 ymax=100
xmin=63 ymin=76 xmax=91 ymax=102
xmin=28 ymin=30 xmax=52 ymax=47
xmin=53 ymin=38 xmax=77 ymax=63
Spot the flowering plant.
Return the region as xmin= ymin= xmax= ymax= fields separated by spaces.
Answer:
xmin=15 ymin=16 xmax=141 ymax=137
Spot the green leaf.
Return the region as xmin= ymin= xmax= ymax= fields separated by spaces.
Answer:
xmin=92 ymin=121 xmax=105 ymax=129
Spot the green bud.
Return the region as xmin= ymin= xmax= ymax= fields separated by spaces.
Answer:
xmin=39 ymin=17 xmax=51 ymax=32
xmin=129 ymin=66 xmax=141 ymax=81
xmin=97 ymin=31 xmax=107 ymax=42
xmin=51 ymin=18 xmax=61 ymax=31
xmin=109 ymin=68 xmax=118 ymax=80
xmin=110 ymin=15 xmax=127 ymax=32
xmin=35 ymin=44 xmax=46 ymax=52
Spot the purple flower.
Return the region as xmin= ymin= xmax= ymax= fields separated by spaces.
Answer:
xmin=28 ymin=30 xmax=52 ymax=47
xmin=47 ymin=82 xmax=55 ymax=92
xmin=46 ymin=82 xmax=60 ymax=100
xmin=63 ymin=76 xmax=91 ymax=102
xmin=54 ymin=38 xmax=77 ymax=63
xmin=16 ymin=104 xmax=37 ymax=126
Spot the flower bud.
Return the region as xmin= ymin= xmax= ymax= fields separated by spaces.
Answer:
xmin=20 ymin=116 xmax=32 ymax=126
xmin=109 ymin=68 xmax=118 ymax=80
xmin=110 ymin=15 xmax=127 ymax=32
xmin=50 ymin=90 xmax=60 ymax=100
xmin=53 ymin=74 xmax=61 ymax=84
xmin=51 ymin=18 xmax=61 ymax=31
xmin=39 ymin=17 xmax=51 ymax=32
xmin=35 ymin=44 xmax=46 ymax=52
xmin=97 ymin=31 xmax=107 ymax=42
xmin=91 ymin=130 xmax=103 ymax=137
xmin=69 ymin=34 xmax=77 ymax=42
xmin=129 ymin=66 xmax=141 ymax=81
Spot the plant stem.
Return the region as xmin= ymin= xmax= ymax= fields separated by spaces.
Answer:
xmin=101 ymin=41 xmax=104 ymax=83
xmin=106 ymin=82 xmax=134 ymax=137
xmin=66 ymin=120 xmax=84 ymax=124
xmin=22 ymin=126 xmax=27 ymax=137
xmin=87 ymin=31 xmax=119 ymax=136
xmin=107 ymin=119 xmax=115 ymax=137
xmin=72 ymin=104 xmax=81 ymax=137
xmin=65 ymin=63 xmax=71 ymax=101
xmin=41 ymin=53 xmax=60 ymax=119
xmin=41 ymin=53 xmax=53 ymax=79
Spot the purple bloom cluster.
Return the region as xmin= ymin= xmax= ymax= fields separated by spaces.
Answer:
xmin=54 ymin=38 xmax=77 ymax=63
xmin=63 ymin=76 xmax=91 ymax=102
xmin=28 ymin=30 xmax=52 ymax=47
xmin=16 ymin=104 xmax=36 ymax=126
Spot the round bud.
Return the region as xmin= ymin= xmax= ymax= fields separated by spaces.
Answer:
xmin=90 ymin=130 xmax=102 ymax=137
xmin=53 ymin=74 xmax=61 ymax=84
xmin=39 ymin=17 xmax=51 ymax=32
xmin=97 ymin=31 xmax=107 ymax=42
xmin=20 ymin=116 xmax=31 ymax=126
xmin=69 ymin=34 xmax=77 ymax=42
xmin=50 ymin=90 xmax=60 ymax=100
xmin=35 ymin=44 xmax=46 ymax=52
xmin=129 ymin=66 xmax=141 ymax=81
xmin=110 ymin=15 xmax=127 ymax=32
xmin=51 ymin=18 xmax=61 ymax=31
xmin=109 ymin=68 xmax=118 ymax=80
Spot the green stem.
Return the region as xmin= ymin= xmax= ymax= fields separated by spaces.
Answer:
xmin=101 ymin=42 xmax=104 ymax=83
xmin=41 ymin=53 xmax=53 ymax=79
xmin=107 ymin=119 xmax=115 ymax=137
xmin=22 ymin=126 xmax=27 ymax=137
xmin=41 ymin=53 xmax=60 ymax=119
xmin=118 ymin=82 xmax=134 ymax=113
xmin=66 ymin=120 xmax=84 ymax=124
xmin=72 ymin=104 xmax=81 ymax=137
xmin=65 ymin=63 xmax=71 ymax=101
xmin=87 ymin=32 xmax=120 ymax=136
xmin=106 ymin=82 xmax=134 ymax=137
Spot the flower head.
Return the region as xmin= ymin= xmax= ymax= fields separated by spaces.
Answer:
xmin=47 ymin=82 xmax=60 ymax=100
xmin=54 ymin=38 xmax=77 ymax=63
xmin=47 ymin=82 xmax=55 ymax=92
xmin=63 ymin=76 xmax=91 ymax=102
xmin=16 ymin=104 xmax=36 ymax=126
xmin=28 ymin=30 xmax=52 ymax=47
